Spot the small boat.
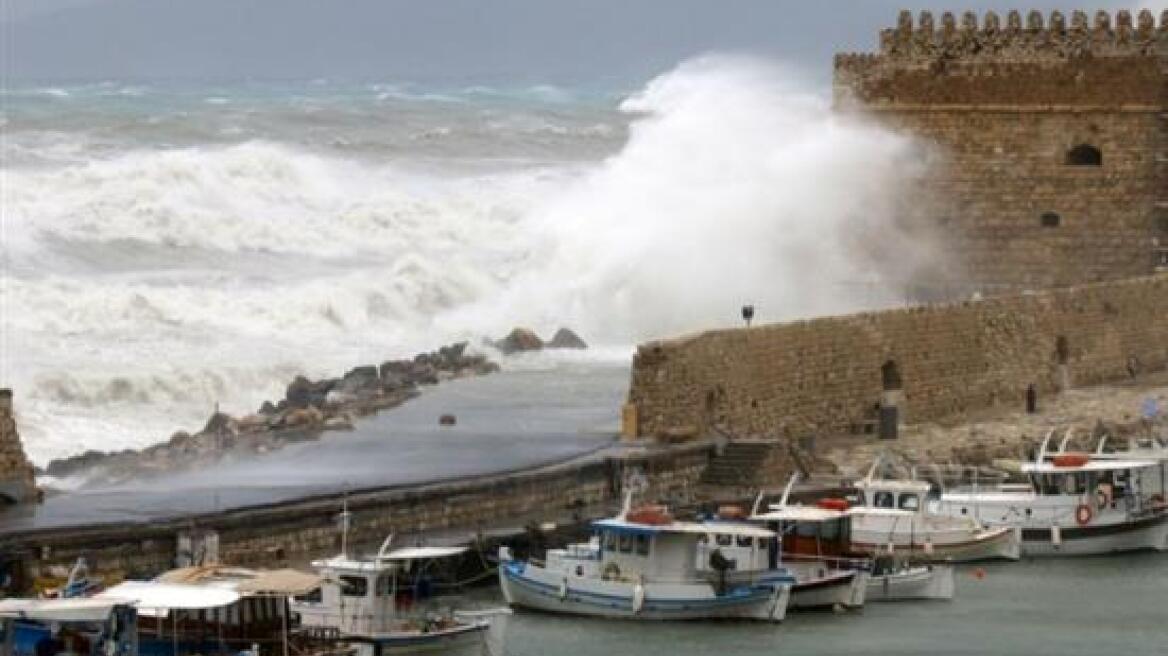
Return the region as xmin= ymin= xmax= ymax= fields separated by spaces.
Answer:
xmin=293 ymin=536 xmax=504 ymax=656
xmin=848 ymin=472 xmax=1022 ymax=562
xmin=935 ymin=433 xmax=1168 ymax=556
xmin=0 ymin=598 xmax=140 ymax=656
xmin=497 ymin=499 xmax=791 ymax=622
xmin=865 ymin=557 xmax=954 ymax=602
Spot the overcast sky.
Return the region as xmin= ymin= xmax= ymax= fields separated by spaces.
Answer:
xmin=1 ymin=1 xmax=1154 ymax=86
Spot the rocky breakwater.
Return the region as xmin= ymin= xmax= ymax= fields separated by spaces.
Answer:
xmin=43 ymin=342 xmax=501 ymax=487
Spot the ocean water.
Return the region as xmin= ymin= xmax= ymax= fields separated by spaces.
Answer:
xmin=2 ymin=58 xmax=935 ymax=464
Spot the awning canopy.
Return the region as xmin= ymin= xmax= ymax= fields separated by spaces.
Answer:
xmin=0 ymin=598 xmax=128 ymax=622
xmin=156 ymin=566 xmax=320 ymax=596
xmin=98 ymin=581 xmax=239 ymax=617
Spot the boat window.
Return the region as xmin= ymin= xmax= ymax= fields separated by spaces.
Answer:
xmin=898 ymin=493 xmax=920 ymax=511
xmin=715 ymin=534 xmax=734 ymax=547
xmin=619 ymin=533 xmax=634 ymax=553
xmin=376 ymin=575 xmax=398 ymax=597
xmin=795 ymin=522 xmax=819 ymax=538
xmin=736 ymin=535 xmax=753 ymax=548
xmin=635 ymin=534 xmax=650 ymax=556
xmin=603 ymin=531 xmax=617 ymax=552
xmin=854 ymin=491 xmax=867 ymax=507
xmin=874 ymin=491 xmax=895 ymax=508
xmin=294 ymin=587 xmax=322 ymax=604
xmin=820 ymin=519 xmax=841 ymax=540
xmin=1061 ymin=474 xmax=1081 ymax=495
xmin=340 ymin=576 xmax=368 ymax=598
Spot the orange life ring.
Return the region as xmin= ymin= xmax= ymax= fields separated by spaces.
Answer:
xmin=816 ymin=498 xmax=850 ymax=512
xmin=1053 ymin=453 xmax=1090 ymax=468
xmin=1075 ymin=503 xmax=1093 ymax=526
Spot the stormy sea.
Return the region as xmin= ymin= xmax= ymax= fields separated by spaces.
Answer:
xmin=2 ymin=57 xmax=926 ymax=467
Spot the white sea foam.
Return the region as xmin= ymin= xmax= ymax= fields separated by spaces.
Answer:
xmin=2 ymin=57 xmax=933 ymax=463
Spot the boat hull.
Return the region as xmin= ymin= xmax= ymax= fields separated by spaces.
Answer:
xmin=342 ymin=622 xmax=488 ymax=656
xmin=499 ymin=562 xmax=789 ymax=622
xmin=1017 ymin=512 xmax=1168 ymax=556
xmin=866 ymin=565 xmax=954 ymax=602
xmin=850 ymin=526 xmax=1021 ymax=562
xmin=790 ymin=570 xmax=867 ymax=610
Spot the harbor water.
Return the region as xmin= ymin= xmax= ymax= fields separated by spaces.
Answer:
xmin=489 ymin=554 xmax=1168 ymax=655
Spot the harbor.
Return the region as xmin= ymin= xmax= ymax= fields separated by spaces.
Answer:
xmin=3 ymin=4 xmax=1168 ymax=655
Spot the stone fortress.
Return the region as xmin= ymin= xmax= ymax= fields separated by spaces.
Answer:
xmin=0 ymin=390 xmax=37 ymax=504
xmin=627 ymin=9 xmax=1168 ymax=451
xmin=837 ymin=8 xmax=1167 ymax=295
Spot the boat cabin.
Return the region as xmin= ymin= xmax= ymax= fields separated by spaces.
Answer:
xmin=0 ymin=599 xmax=139 ymax=656
xmin=852 ymin=479 xmax=938 ymax=515
xmin=294 ymin=546 xmax=467 ymax=637
xmin=1021 ymin=459 xmax=1161 ymax=510
xmin=583 ymin=518 xmax=774 ymax=584
xmin=753 ymin=506 xmax=854 ymax=564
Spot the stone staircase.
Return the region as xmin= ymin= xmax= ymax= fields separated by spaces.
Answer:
xmin=699 ymin=440 xmax=795 ymax=494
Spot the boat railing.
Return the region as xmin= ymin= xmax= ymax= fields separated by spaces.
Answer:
xmin=780 ymin=552 xmax=871 ymax=573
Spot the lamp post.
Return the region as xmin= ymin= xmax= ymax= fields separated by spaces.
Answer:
xmin=741 ymin=305 xmax=755 ymax=328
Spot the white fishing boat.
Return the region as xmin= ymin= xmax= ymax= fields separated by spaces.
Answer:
xmin=293 ymin=538 xmax=504 ymax=656
xmin=865 ymin=557 xmax=955 ymax=602
xmin=936 ymin=436 xmax=1168 ymax=556
xmin=0 ymin=598 xmax=140 ymax=656
xmin=698 ymin=506 xmax=867 ymax=611
xmin=849 ymin=474 xmax=1022 ymax=562
xmin=497 ymin=502 xmax=791 ymax=622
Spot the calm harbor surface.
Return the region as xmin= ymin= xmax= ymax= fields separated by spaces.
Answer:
xmin=488 ymin=554 xmax=1168 ymax=655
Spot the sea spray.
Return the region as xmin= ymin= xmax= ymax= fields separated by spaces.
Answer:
xmin=1 ymin=57 xmax=937 ymax=463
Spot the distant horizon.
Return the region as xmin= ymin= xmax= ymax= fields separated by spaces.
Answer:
xmin=4 ymin=1 xmax=1134 ymax=88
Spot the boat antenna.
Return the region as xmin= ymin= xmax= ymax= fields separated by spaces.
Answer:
xmin=750 ymin=489 xmax=766 ymax=516
xmin=1095 ymin=432 xmax=1109 ymax=454
xmin=619 ymin=489 xmax=633 ymax=519
xmin=338 ymin=490 xmax=352 ymax=559
xmin=376 ymin=533 xmax=395 ymax=560
xmin=777 ymin=472 xmax=800 ymax=508
xmin=1036 ymin=428 xmax=1056 ymax=465
xmin=863 ymin=454 xmax=881 ymax=483
xmin=1057 ymin=427 xmax=1074 ymax=453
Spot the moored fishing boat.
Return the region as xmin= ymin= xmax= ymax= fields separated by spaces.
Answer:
xmin=848 ymin=475 xmax=1022 ymax=562
xmin=292 ymin=537 xmax=504 ymax=656
xmin=865 ymin=557 xmax=955 ymax=602
xmin=936 ymin=436 xmax=1168 ymax=556
xmin=497 ymin=502 xmax=791 ymax=622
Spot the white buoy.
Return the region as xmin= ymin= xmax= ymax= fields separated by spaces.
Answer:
xmin=923 ymin=539 xmax=934 ymax=556
xmin=1051 ymin=525 xmax=1062 ymax=547
xmin=558 ymin=578 xmax=568 ymax=601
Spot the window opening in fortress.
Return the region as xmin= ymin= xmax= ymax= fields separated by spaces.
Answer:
xmin=1065 ymin=144 xmax=1102 ymax=166
xmin=1040 ymin=212 xmax=1061 ymax=228
xmin=1056 ymin=336 xmax=1069 ymax=365
xmin=881 ymin=360 xmax=902 ymax=391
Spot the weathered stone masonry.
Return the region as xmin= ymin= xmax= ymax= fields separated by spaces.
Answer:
xmin=627 ymin=274 xmax=1168 ymax=440
xmin=1 ymin=443 xmax=712 ymax=584
xmin=835 ymin=9 xmax=1168 ymax=295
xmin=0 ymin=389 xmax=37 ymax=504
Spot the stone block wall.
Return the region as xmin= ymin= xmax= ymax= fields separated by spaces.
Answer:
xmin=0 ymin=390 xmax=37 ymax=504
xmin=627 ymin=275 xmax=1168 ymax=440
xmin=3 ymin=443 xmax=713 ymax=584
xmin=834 ymin=9 xmax=1167 ymax=295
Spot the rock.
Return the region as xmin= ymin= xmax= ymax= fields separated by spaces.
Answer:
xmin=496 ymin=327 xmax=544 ymax=354
xmin=380 ymin=360 xmax=412 ymax=380
xmin=283 ymin=407 xmax=324 ymax=428
xmin=547 ymin=328 xmax=588 ymax=349
xmin=323 ymin=414 xmax=355 ymax=431
xmin=439 ymin=414 xmax=457 ymax=426
xmin=258 ymin=400 xmax=277 ymax=415
xmin=285 ymin=376 xmax=315 ymax=408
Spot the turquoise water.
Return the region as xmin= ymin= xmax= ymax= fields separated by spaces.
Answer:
xmin=492 ymin=555 xmax=1168 ymax=655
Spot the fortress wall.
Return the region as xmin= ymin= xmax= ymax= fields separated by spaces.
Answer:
xmin=627 ymin=275 xmax=1168 ymax=439
xmin=833 ymin=9 xmax=1168 ymax=294
xmin=0 ymin=390 xmax=38 ymax=505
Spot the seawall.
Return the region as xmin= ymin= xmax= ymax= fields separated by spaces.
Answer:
xmin=627 ymin=274 xmax=1168 ymax=439
xmin=0 ymin=441 xmax=712 ymax=588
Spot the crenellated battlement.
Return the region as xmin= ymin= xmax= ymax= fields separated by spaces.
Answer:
xmin=836 ymin=9 xmax=1166 ymax=67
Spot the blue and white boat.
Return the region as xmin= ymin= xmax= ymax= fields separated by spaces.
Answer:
xmin=497 ymin=503 xmax=790 ymax=622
